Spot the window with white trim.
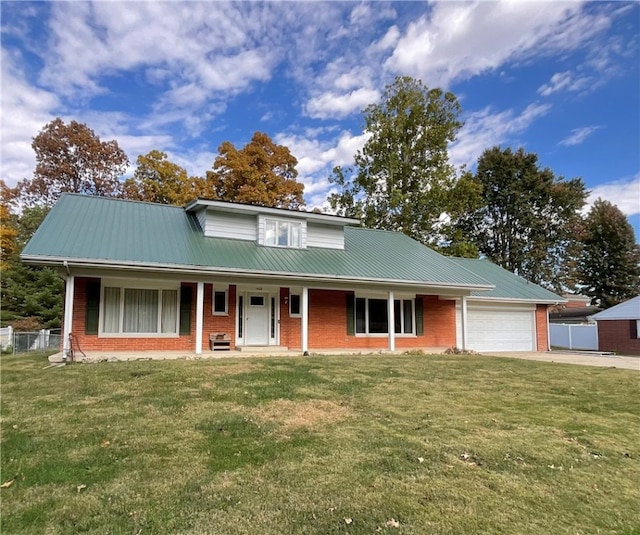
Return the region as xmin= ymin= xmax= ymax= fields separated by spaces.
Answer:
xmin=213 ymin=290 xmax=228 ymax=315
xmin=101 ymin=285 xmax=179 ymax=335
xmin=289 ymin=294 xmax=301 ymax=317
xmin=355 ymin=297 xmax=415 ymax=335
xmin=265 ymin=219 xmax=302 ymax=248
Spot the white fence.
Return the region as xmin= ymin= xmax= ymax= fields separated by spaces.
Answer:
xmin=550 ymin=323 xmax=598 ymax=351
xmin=0 ymin=326 xmax=13 ymax=350
xmin=0 ymin=328 xmax=61 ymax=354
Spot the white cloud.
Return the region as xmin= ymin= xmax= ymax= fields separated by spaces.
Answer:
xmin=537 ymin=71 xmax=591 ymax=96
xmin=40 ymin=2 xmax=284 ymax=102
xmin=384 ymin=2 xmax=611 ymax=87
xmin=450 ymin=103 xmax=552 ymax=170
xmin=0 ymin=49 xmax=59 ymax=187
xmin=587 ymin=174 xmax=640 ymax=218
xmin=275 ymin=130 xmax=370 ymax=208
xmin=306 ymin=87 xmax=381 ymax=119
xmin=559 ymin=126 xmax=602 ymax=147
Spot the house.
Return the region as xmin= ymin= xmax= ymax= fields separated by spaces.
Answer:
xmin=21 ymin=194 xmax=564 ymax=359
xmin=590 ymin=296 xmax=640 ymax=355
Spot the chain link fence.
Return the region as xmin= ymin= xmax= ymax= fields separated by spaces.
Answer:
xmin=0 ymin=328 xmax=62 ymax=354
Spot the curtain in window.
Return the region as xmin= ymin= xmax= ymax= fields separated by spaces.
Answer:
xmin=103 ymin=287 xmax=121 ymax=333
xmin=161 ymin=290 xmax=178 ymax=333
xmin=290 ymin=223 xmax=301 ymax=247
xmin=123 ymin=288 xmax=158 ymax=333
xmin=265 ymin=220 xmax=276 ymax=245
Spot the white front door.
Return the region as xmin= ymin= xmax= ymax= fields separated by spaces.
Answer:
xmin=245 ymin=293 xmax=269 ymax=345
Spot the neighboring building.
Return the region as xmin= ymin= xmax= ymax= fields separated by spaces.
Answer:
xmin=21 ymin=194 xmax=564 ymax=359
xmin=549 ymin=294 xmax=600 ymax=324
xmin=590 ymin=296 xmax=640 ymax=355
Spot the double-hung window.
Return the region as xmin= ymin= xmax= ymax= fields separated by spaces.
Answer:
xmin=354 ymin=297 xmax=415 ymax=335
xmin=101 ymin=284 xmax=179 ymax=335
xmin=264 ymin=219 xmax=302 ymax=248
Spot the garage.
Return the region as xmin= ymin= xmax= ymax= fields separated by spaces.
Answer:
xmin=456 ymin=302 xmax=536 ymax=352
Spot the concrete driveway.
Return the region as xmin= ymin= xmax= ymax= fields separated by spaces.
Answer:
xmin=483 ymin=351 xmax=640 ymax=370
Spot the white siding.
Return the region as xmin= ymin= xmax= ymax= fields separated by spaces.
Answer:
xmin=203 ymin=211 xmax=257 ymax=241
xmin=307 ymin=223 xmax=345 ymax=250
xmin=195 ymin=208 xmax=207 ymax=232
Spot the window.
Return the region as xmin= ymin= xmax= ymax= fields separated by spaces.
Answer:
xmin=271 ymin=297 xmax=276 ymax=338
xmin=213 ymin=290 xmax=228 ymax=315
xmin=354 ymin=297 xmax=415 ymax=335
xmin=102 ymin=285 xmax=179 ymax=335
xmin=250 ymin=295 xmax=265 ymax=306
xmin=289 ymin=294 xmax=301 ymax=316
xmin=264 ymin=219 xmax=302 ymax=248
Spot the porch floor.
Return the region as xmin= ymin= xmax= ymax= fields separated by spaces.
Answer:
xmin=49 ymin=347 xmax=450 ymax=364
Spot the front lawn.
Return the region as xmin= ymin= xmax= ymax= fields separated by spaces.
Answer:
xmin=1 ymin=353 xmax=638 ymax=534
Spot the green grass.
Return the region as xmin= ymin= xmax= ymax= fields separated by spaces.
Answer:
xmin=1 ymin=353 xmax=639 ymax=535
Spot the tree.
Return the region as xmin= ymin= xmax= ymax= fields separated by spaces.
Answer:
xmin=577 ymin=199 xmax=640 ymax=307
xmin=206 ymin=132 xmax=304 ymax=208
xmin=328 ymin=76 xmax=463 ymax=245
xmin=0 ymin=206 xmax=63 ymax=329
xmin=17 ymin=118 xmax=129 ymax=206
xmin=457 ymin=147 xmax=586 ymax=291
xmin=1 ymin=181 xmax=19 ymax=269
xmin=123 ymin=150 xmax=196 ymax=205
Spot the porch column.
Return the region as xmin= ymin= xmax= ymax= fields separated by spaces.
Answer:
xmin=388 ymin=291 xmax=395 ymax=352
xmin=461 ymin=296 xmax=468 ymax=351
xmin=195 ymin=281 xmax=204 ymax=354
xmin=301 ymin=287 xmax=309 ymax=354
xmin=62 ymin=275 xmax=75 ymax=360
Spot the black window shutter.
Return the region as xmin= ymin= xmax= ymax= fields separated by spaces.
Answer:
xmin=630 ymin=320 xmax=637 ymax=339
xmin=346 ymin=294 xmax=355 ymax=335
xmin=85 ymin=280 xmax=101 ymax=335
xmin=415 ymin=297 xmax=424 ymax=335
xmin=180 ymin=286 xmax=192 ymax=335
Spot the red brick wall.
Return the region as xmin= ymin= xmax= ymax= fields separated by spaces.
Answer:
xmin=279 ymin=288 xmax=302 ymax=349
xmin=68 ymin=278 xmax=458 ymax=352
xmin=202 ymin=284 xmax=237 ymax=350
xmin=70 ymin=277 xmax=197 ymax=352
xmin=306 ymin=290 xmax=456 ymax=350
xmin=535 ymin=304 xmax=549 ymax=352
xmin=598 ymin=320 xmax=640 ymax=355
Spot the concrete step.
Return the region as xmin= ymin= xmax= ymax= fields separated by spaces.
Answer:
xmin=236 ymin=346 xmax=289 ymax=353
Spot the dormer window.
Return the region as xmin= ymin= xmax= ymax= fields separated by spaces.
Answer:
xmin=264 ymin=218 xmax=303 ymax=248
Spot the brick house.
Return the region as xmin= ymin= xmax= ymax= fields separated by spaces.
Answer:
xmin=591 ymin=296 xmax=640 ymax=355
xmin=22 ymin=194 xmax=563 ymax=359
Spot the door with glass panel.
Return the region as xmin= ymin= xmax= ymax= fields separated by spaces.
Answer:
xmin=245 ymin=294 xmax=269 ymax=345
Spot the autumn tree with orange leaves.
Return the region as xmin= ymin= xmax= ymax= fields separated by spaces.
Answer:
xmin=206 ymin=131 xmax=304 ymax=209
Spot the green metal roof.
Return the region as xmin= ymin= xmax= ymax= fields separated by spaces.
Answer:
xmin=450 ymin=258 xmax=564 ymax=303
xmin=22 ymin=194 xmax=492 ymax=291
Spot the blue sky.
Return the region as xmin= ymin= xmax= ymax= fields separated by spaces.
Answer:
xmin=2 ymin=1 xmax=639 ymax=237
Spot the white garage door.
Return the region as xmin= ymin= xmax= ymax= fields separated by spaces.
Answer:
xmin=456 ymin=303 xmax=536 ymax=352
